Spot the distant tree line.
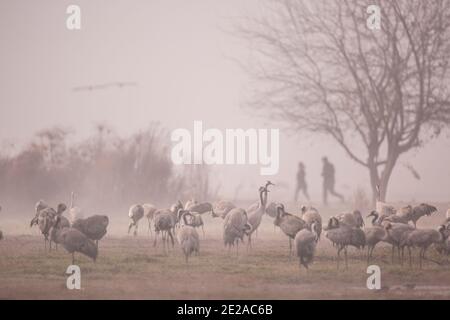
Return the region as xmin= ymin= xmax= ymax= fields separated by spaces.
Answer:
xmin=0 ymin=123 xmax=212 ymax=215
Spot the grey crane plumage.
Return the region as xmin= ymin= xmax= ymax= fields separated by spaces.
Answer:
xmin=265 ymin=202 xmax=278 ymax=218
xmin=153 ymin=209 xmax=177 ymax=251
xmin=274 ymin=203 xmax=307 ymax=256
xmin=50 ymin=215 xmax=70 ymax=250
xmin=325 ymin=217 xmax=366 ymax=270
xmin=128 ymin=204 xmax=144 ymax=236
xmin=32 ymin=203 xmax=67 ymax=251
xmin=186 ymin=202 xmax=214 ymax=215
xmin=336 ymin=210 xmax=364 ymax=228
xmin=382 ymin=222 xmax=415 ymax=264
xmin=184 ymin=198 xmax=198 ymax=210
xmin=152 ymin=201 xmax=184 ymax=250
xmin=186 ymin=212 xmax=205 ymax=238
xmin=71 ymin=215 xmax=109 ymax=248
xmin=223 ymin=208 xmax=252 ymax=255
xmin=212 ymin=200 xmax=236 ymax=219
xmin=30 ymin=200 xmax=49 ymax=227
xmin=382 ymin=210 xmax=410 ymax=225
xmin=177 ymin=210 xmax=200 ymax=263
xmin=300 ymin=205 xmax=322 ymax=240
xmin=295 ymin=222 xmax=319 ymax=270
xmin=364 ymin=211 xmax=387 ymax=264
xmin=401 ymin=225 xmax=448 ymax=268
xmin=403 ymin=203 xmax=438 ymax=227
xmin=143 ymin=203 xmax=157 ymax=236
xmin=246 ymin=181 xmax=274 ymax=213
xmin=435 ymin=225 xmax=450 ymax=256
xmin=54 ymin=215 xmax=98 ymax=264
xmin=246 ymin=185 xmax=271 ymax=249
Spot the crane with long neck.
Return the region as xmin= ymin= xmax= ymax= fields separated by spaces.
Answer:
xmin=246 ymin=183 xmax=273 ymax=250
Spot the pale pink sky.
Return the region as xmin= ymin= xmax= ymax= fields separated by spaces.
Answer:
xmin=0 ymin=0 xmax=449 ymax=202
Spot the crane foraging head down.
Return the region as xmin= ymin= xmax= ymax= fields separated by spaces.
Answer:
xmin=325 ymin=217 xmax=366 ymax=270
xmin=295 ymin=222 xmax=319 ymax=270
xmin=223 ymin=208 xmax=252 ymax=255
xmin=54 ymin=215 xmax=98 ymax=264
xmin=71 ymin=215 xmax=109 ymax=248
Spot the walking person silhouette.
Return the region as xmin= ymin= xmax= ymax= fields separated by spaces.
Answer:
xmin=322 ymin=157 xmax=344 ymax=205
xmin=294 ymin=162 xmax=310 ymax=202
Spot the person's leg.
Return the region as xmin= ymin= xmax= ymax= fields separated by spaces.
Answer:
xmin=294 ymin=184 xmax=300 ymax=202
xmin=302 ymin=183 xmax=310 ymax=201
xmin=323 ymin=182 xmax=328 ymax=205
xmin=329 ymin=180 xmax=345 ymax=202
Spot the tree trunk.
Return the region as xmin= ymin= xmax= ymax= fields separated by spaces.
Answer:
xmin=368 ymin=153 xmax=398 ymax=205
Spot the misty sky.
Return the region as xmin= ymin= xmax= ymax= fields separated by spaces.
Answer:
xmin=0 ymin=0 xmax=449 ymax=203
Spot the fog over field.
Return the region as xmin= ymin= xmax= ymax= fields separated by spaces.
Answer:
xmin=0 ymin=0 xmax=449 ymax=208
xmin=1 ymin=0 xmax=450 ymax=301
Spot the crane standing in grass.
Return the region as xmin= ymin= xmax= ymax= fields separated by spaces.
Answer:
xmin=295 ymin=222 xmax=319 ymax=271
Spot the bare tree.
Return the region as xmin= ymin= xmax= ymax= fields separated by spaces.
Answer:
xmin=240 ymin=0 xmax=450 ymax=202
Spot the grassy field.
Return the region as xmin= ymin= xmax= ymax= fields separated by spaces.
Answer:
xmin=1 ymin=203 xmax=450 ymax=299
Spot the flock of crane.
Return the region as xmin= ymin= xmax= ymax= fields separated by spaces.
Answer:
xmin=1 ymin=183 xmax=450 ymax=271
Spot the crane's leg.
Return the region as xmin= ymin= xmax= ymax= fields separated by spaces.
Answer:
xmin=162 ymin=232 xmax=166 ymax=254
xmin=168 ymin=229 xmax=174 ymax=248
xmin=289 ymin=238 xmax=292 ymax=257
xmin=367 ymin=246 xmax=371 ymax=265
xmin=391 ymin=245 xmax=395 ymax=264
xmin=128 ymin=222 xmax=134 ymax=235
xmin=423 ymin=246 xmax=429 ymax=260
xmin=134 ymin=223 xmax=138 ymax=237
xmin=408 ymin=247 xmax=412 ymax=267
xmin=153 ymin=231 xmax=158 ymax=247
xmin=419 ymin=248 xmax=423 ymax=269
xmin=336 ymin=246 xmax=342 ymax=270
xmin=201 ymin=225 xmax=205 ymax=239
xmin=72 ymin=252 xmax=75 ymax=265
xmin=344 ymin=247 xmax=348 ymax=270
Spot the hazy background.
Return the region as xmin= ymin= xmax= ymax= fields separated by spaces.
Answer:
xmin=0 ymin=0 xmax=449 ymax=209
